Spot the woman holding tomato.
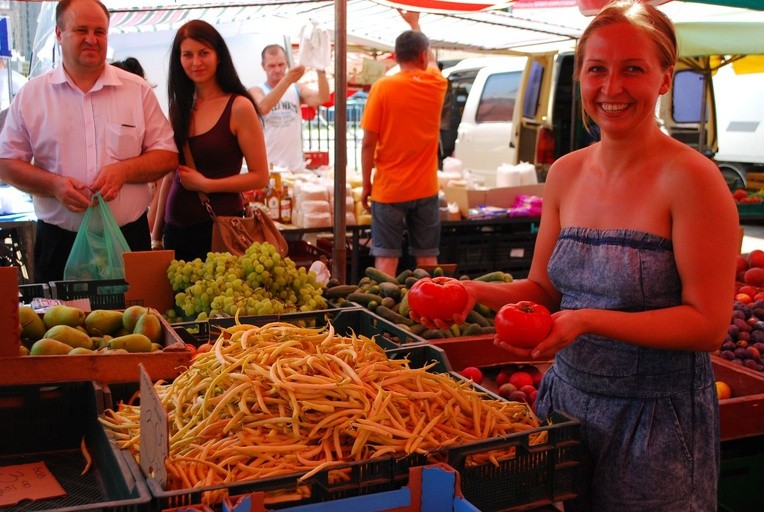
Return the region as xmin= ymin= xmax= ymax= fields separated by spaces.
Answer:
xmin=413 ymin=2 xmax=738 ymax=511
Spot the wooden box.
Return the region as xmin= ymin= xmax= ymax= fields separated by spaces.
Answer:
xmin=0 ymin=312 xmax=191 ymax=386
xmin=712 ymin=355 xmax=764 ymax=442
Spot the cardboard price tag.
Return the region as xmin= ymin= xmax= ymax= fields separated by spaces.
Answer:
xmin=0 ymin=461 xmax=66 ymax=507
xmin=139 ymin=363 xmax=168 ymax=487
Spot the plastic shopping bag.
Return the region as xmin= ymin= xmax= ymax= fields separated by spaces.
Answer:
xmin=63 ymin=193 xmax=131 ymax=281
xmin=297 ymin=20 xmax=331 ymax=71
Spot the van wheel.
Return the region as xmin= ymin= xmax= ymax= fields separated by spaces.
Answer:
xmin=718 ymin=162 xmax=745 ymax=192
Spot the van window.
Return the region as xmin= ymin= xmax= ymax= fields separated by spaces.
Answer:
xmin=522 ymin=60 xmax=544 ymax=119
xmin=673 ymin=70 xmax=707 ymax=123
xmin=475 ymin=71 xmax=522 ymax=123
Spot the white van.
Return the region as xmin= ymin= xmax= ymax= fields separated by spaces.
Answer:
xmin=440 ymin=51 xmax=594 ymax=186
xmin=440 ymin=56 xmax=527 ymax=186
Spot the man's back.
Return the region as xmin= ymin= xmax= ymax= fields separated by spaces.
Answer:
xmin=361 ymin=67 xmax=446 ymax=203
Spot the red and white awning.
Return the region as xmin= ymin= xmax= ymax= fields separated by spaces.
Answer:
xmin=372 ymin=1 xmax=514 ymax=13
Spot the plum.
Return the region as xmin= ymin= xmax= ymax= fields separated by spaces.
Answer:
xmin=734 ymin=318 xmax=752 ymax=332
xmin=744 ymin=359 xmax=758 ymax=370
xmin=746 ymin=346 xmax=762 ymax=359
xmin=734 ymin=347 xmax=749 ymax=360
xmin=722 ymin=340 xmax=737 ymax=351
xmin=720 ymin=350 xmax=736 ymax=361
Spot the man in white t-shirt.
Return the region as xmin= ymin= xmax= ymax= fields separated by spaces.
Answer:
xmin=249 ymin=45 xmax=329 ymax=172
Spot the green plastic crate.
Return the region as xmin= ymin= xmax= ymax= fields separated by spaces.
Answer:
xmin=0 ymin=381 xmax=150 ymax=511
xmin=173 ymin=307 xmax=428 ymax=349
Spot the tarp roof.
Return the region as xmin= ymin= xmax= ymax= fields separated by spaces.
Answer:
xmin=101 ymin=0 xmax=764 ymax=57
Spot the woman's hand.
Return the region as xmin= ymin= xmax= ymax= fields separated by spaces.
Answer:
xmin=177 ymin=165 xmax=208 ymax=192
xmin=409 ymin=279 xmax=477 ymax=329
xmin=525 ymin=309 xmax=588 ymax=359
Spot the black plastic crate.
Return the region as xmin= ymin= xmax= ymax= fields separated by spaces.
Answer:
xmin=50 ymin=279 xmax=132 ymax=309
xmin=287 ymin=240 xmax=331 ymax=270
xmin=718 ymin=436 xmax=764 ymax=512
xmin=18 ymin=283 xmax=50 ymax=304
xmin=446 ymin=410 xmax=582 ymax=511
xmin=0 ymin=381 xmax=150 ymax=511
xmin=172 ymin=307 xmax=428 ymax=349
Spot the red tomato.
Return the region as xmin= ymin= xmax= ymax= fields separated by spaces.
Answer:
xmin=407 ymin=277 xmax=469 ymax=322
xmin=509 ymin=371 xmax=534 ymax=389
xmin=460 ymin=366 xmax=483 ymax=384
xmin=494 ymin=301 xmax=552 ymax=349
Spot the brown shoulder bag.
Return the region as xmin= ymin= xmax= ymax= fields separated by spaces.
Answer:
xmin=184 ymin=143 xmax=288 ymax=257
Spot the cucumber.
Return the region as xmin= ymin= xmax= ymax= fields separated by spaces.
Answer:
xmin=473 ymin=302 xmax=494 ymax=319
xmin=365 ymin=267 xmax=399 ymax=284
xmin=325 ymin=278 xmax=341 ymax=288
xmin=480 ymin=326 xmax=496 ymax=334
xmin=463 ymin=323 xmax=484 ymax=336
xmin=404 ymin=276 xmax=419 ymax=288
xmin=408 ymin=323 xmax=427 ymax=336
xmin=466 ymin=308 xmax=492 ymax=328
xmin=374 ymin=305 xmax=414 ymax=326
xmin=396 ymin=269 xmax=414 ymax=284
xmin=474 ymin=271 xmax=513 ymax=282
xmin=421 ymin=329 xmax=446 ymax=339
xmin=346 ymin=292 xmax=384 ymax=306
xmin=380 ymin=296 xmax=396 ymax=309
xmin=412 ymin=268 xmax=430 ymax=279
xmin=398 ymin=293 xmax=411 ymax=317
xmin=378 ymin=282 xmax=401 ymax=300
xmin=323 ymin=284 xmax=359 ymax=299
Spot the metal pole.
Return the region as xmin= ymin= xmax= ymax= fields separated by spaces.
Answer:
xmin=332 ymin=0 xmax=348 ymax=283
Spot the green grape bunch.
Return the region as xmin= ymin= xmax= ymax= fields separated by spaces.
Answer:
xmin=166 ymin=242 xmax=326 ymax=320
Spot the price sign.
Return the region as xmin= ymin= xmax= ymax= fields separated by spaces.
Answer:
xmin=139 ymin=363 xmax=168 ymax=488
xmin=0 ymin=462 xmax=66 ymax=507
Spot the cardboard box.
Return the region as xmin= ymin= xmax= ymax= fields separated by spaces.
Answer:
xmin=712 ymin=355 xmax=764 ymax=441
xmin=0 ymin=267 xmax=20 ymax=357
xmin=445 ymin=183 xmax=544 ymax=218
xmin=124 ymin=250 xmax=176 ymax=313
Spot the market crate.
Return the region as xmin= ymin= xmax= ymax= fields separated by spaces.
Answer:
xmin=50 ymin=279 xmax=136 ymax=310
xmin=447 ymin=410 xmax=580 ymax=512
xmin=18 ymin=282 xmax=50 ymax=304
xmin=161 ymin=464 xmax=479 ymax=512
xmin=718 ymin=435 xmax=764 ymax=512
xmin=430 ymin=335 xmax=536 ymax=371
xmin=0 ymin=312 xmax=191 ymax=386
xmin=712 ymin=355 xmax=764 ymax=441
xmin=103 ymin=374 xmax=577 ymax=512
xmin=736 ymin=201 xmax=764 ymax=218
xmin=173 ymin=307 xmax=428 ymax=349
xmin=0 ymin=381 xmax=150 ymax=511
xmin=287 ymin=240 xmax=331 ymax=271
